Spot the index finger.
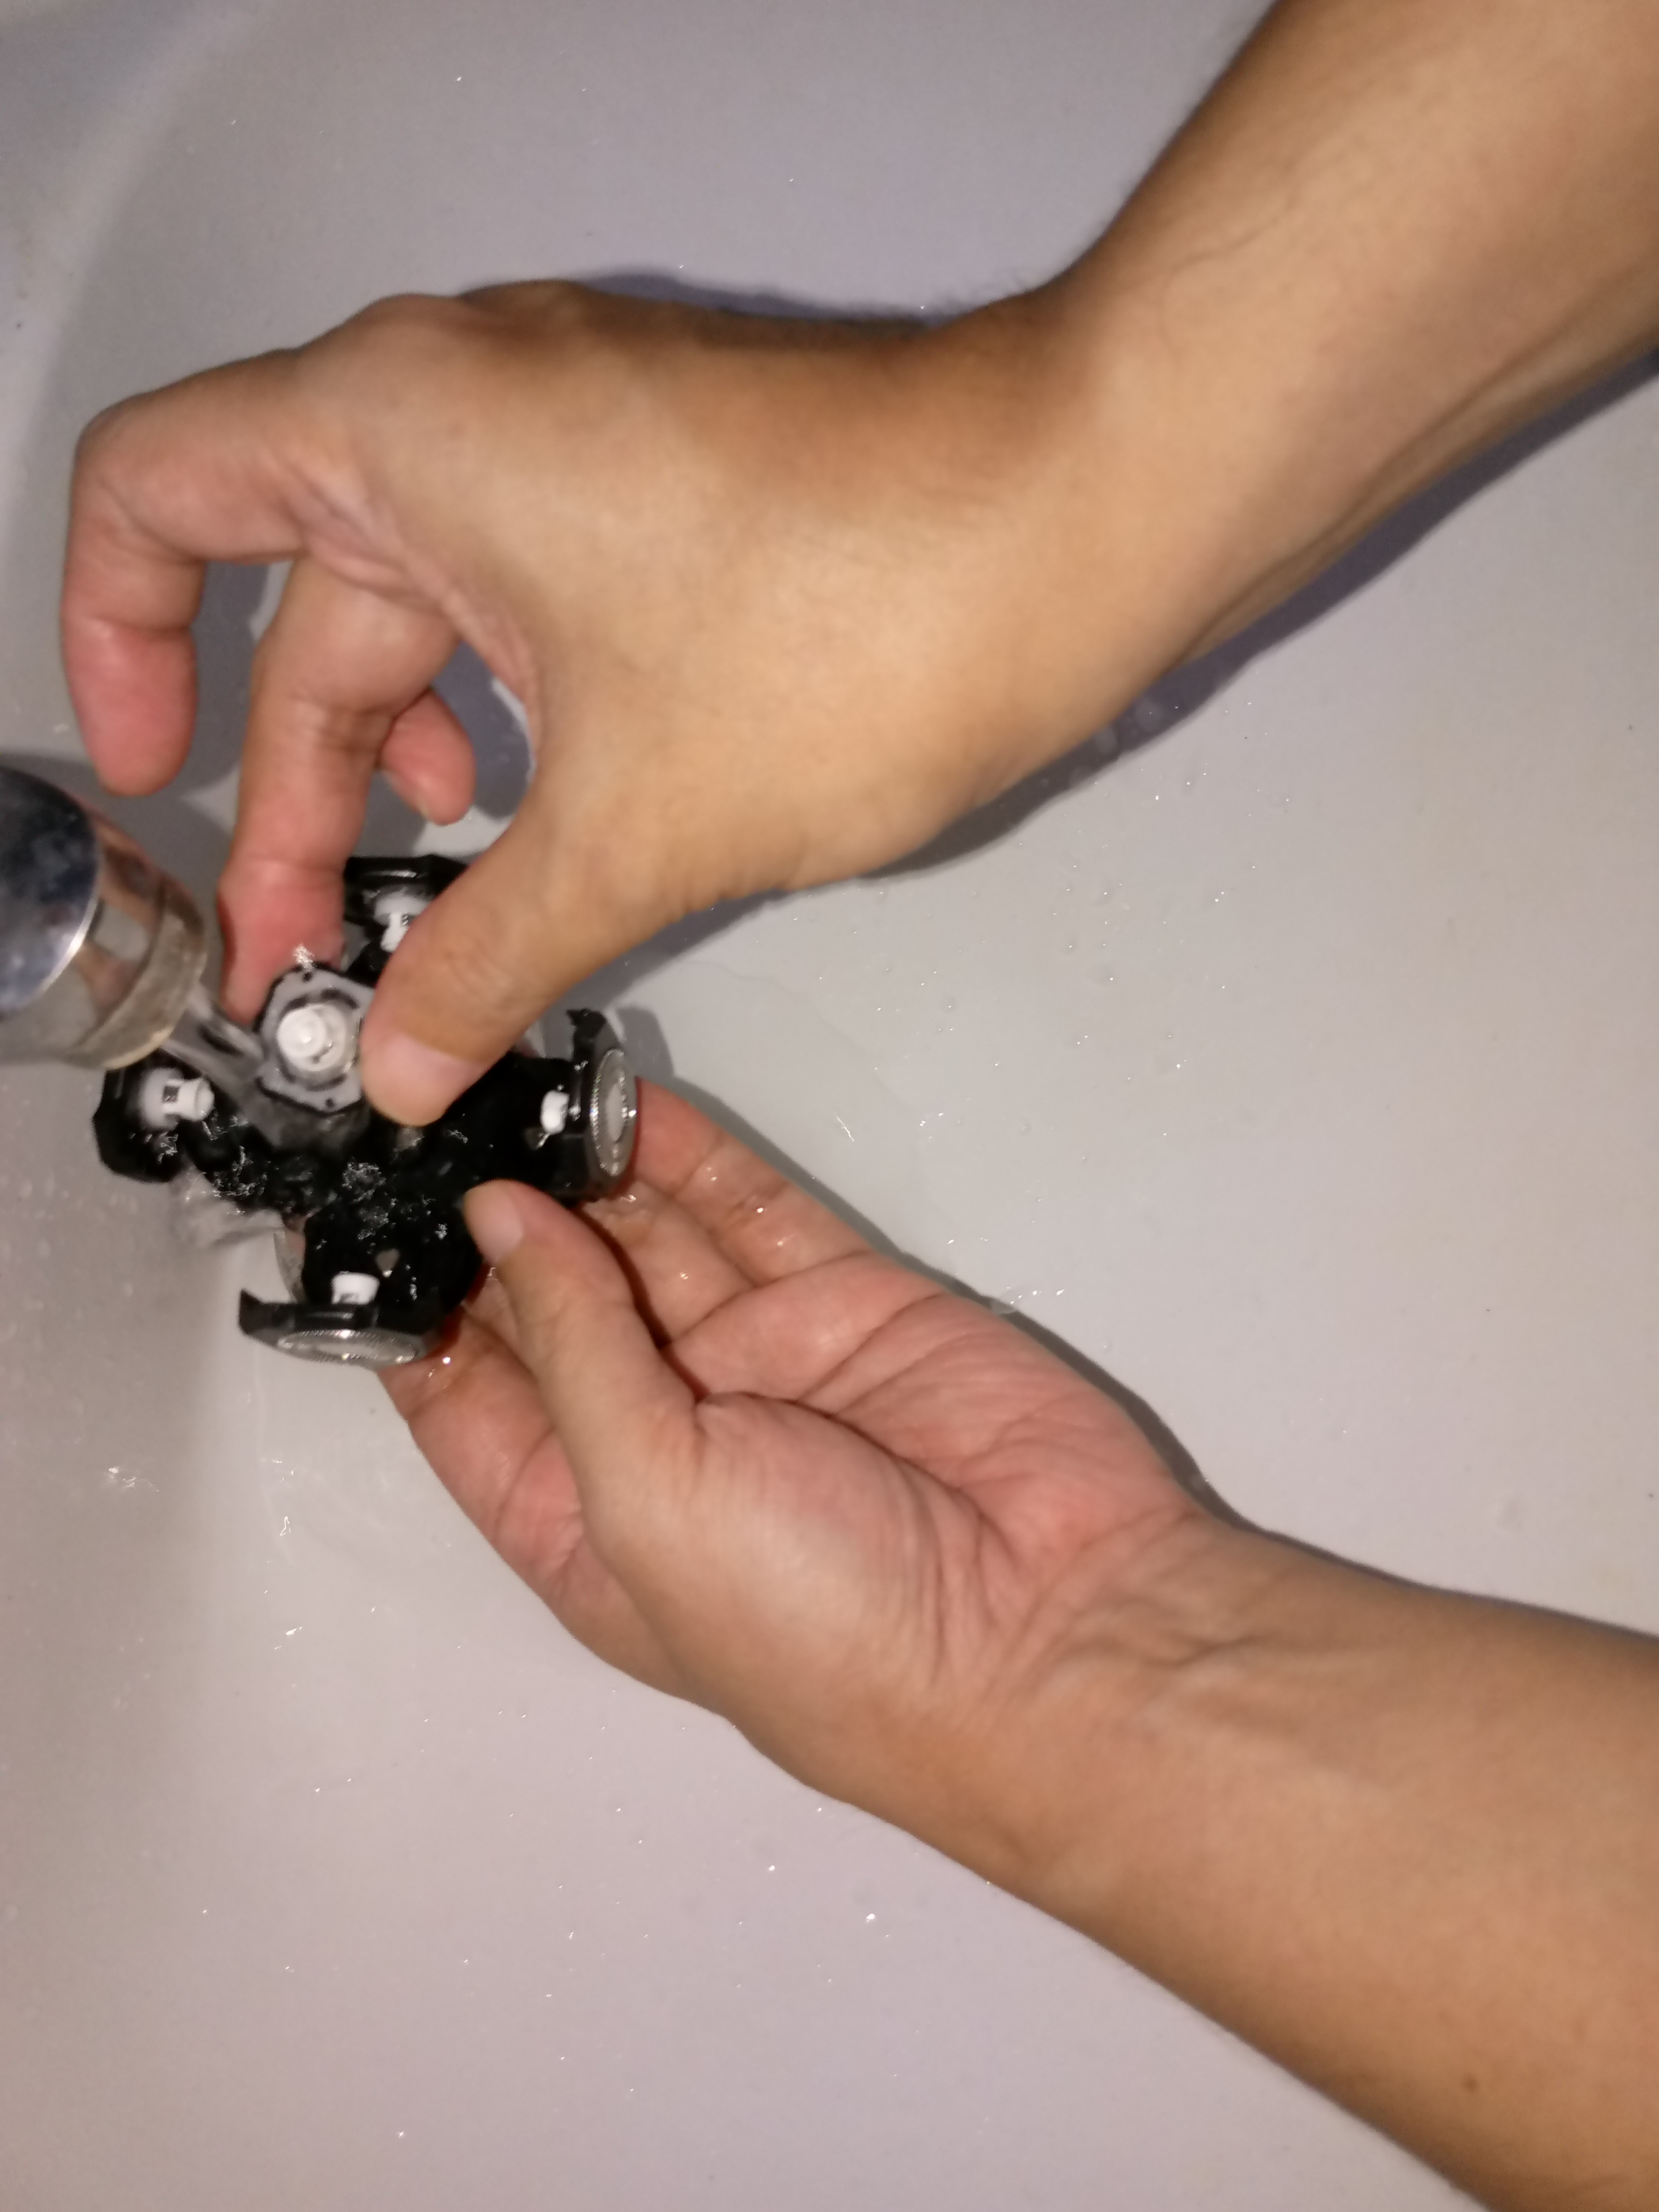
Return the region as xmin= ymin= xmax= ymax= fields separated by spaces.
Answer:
xmin=61 ymin=351 xmax=311 ymax=794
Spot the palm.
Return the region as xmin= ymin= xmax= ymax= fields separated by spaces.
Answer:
xmin=389 ymin=1084 xmax=1200 ymax=1817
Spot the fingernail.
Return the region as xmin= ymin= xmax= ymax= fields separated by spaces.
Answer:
xmin=464 ymin=1183 xmax=528 ymax=1266
xmin=362 ymin=1029 xmax=487 ymax=1125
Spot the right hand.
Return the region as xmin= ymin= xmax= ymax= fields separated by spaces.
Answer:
xmin=61 ymin=281 xmax=1162 ymax=1123
xmin=62 ymin=0 xmax=1659 ymax=1134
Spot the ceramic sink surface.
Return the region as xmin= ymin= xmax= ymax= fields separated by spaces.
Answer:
xmin=3 ymin=2 xmax=1657 ymax=2207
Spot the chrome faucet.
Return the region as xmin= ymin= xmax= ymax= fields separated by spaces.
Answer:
xmin=0 ymin=761 xmax=206 ymax=1070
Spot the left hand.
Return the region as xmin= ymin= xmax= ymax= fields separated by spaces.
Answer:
xmin=387 ymin=1081 xmax=1216 ymax=1868
xmin=391 ymin=1090 xmax=1659 ymax=2212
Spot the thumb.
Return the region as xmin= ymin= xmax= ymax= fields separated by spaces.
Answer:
xmin=464 ymin=1180 xmax=698 ymax=1559
xmin=359 ymin=800 xmax=643 ymax=1123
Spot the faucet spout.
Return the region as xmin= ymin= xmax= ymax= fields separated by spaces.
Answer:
xmin=0 ymin=763 xmax=206 ymax=1069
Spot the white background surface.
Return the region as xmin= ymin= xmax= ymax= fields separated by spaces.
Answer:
xmin=2 ymin=2 xmax=1657 ymax=2205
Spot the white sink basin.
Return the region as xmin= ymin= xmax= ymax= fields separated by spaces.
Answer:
xmin=4 ymin=3 xmax=1656 ymax=2205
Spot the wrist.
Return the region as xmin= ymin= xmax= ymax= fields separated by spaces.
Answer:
xmin=889 ymin=283 xmax=1249 ymax=785
xmin=907 ymin=255 xmax=1343 ymax=771
xmin=953 ymin=1505 xmax=1659 ymax=2211
xmin=909 ymin=1509 xmax=1281 ymax=1914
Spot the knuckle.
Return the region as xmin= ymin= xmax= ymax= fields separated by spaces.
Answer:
xmin=304 ymin=292 xmax=476 ymax=403
xmin=412 ymin=898 xmax=546 ymax=1042
xmin=339 ymin=289 xmax=458 ymax=347
xmin=296 ymin=292 xmax=534 ymax=479
xmin=456 ymin=276 xmax=582 ymax=324
xmin=71 ymin=396 xmax=142 ymax=487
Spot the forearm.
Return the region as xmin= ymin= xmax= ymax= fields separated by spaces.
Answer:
xmin=1015 ymin=0 xmax=1659 ymax=704
xmin=978 ymin=1522 xmax=1659 ymax=2211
